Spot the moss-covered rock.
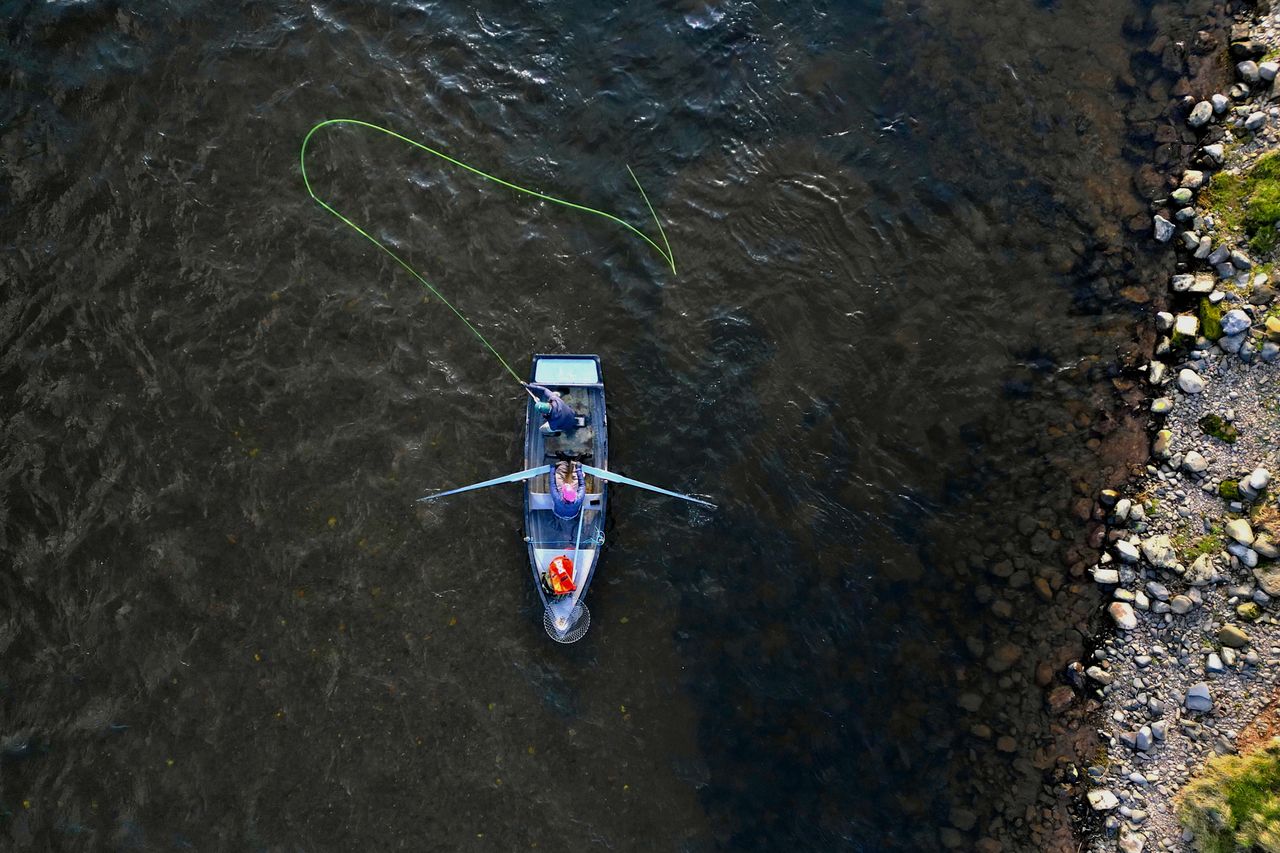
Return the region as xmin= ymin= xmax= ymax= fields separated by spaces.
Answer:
xmin=1200 ymin=413 xmax=1240 ymax=444
xmin=1220 ymin=480 xmax=1242 ymax=501
xmin=1202 ymin=152 xmax=1280 ymax=254
xmin=1200 ymin=298 xmax=1225 ymax=340
xmin=1179 ymin=738 xmax=1280 ymax=852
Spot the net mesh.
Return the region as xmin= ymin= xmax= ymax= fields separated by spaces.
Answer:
xmin=544 ymin=602 xmax=590 ymax=644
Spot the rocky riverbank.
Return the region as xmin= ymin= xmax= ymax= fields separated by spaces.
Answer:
xmin=1084 ymin=4 xmax=1280 ymax=851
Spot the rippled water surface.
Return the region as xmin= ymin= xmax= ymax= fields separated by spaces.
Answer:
xmin=1 ymin=0 xmax=1203 ymax=849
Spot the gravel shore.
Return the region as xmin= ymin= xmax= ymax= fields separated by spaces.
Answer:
xmin=1085 ymin=4 xmax=1280 ymax=850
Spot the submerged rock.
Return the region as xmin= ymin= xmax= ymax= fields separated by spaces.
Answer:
xmin=1154 ymin=215 xmax=1175 ymax=242
xmin=1189 ymin=101 xmax=1214 ymax=127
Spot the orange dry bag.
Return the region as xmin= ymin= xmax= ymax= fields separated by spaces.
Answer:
xmin=548 ymin=555 xmax=577 ymax=595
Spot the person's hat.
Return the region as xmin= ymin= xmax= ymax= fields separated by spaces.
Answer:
xmin=534 ymin=402 xmax=551 ymax=414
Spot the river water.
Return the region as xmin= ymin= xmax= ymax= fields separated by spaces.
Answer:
xmin=0 ymin=0 xmax=1216 ymax=849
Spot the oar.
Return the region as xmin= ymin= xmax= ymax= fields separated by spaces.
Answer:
xmin=579 ymin=464 xmax=716 ymax=509
xmin=568 ymin=501 xmax=587 ymax=607
xmin=417 ymin=465 xmax=549 ymax=502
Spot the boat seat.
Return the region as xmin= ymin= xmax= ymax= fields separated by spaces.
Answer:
xmin=544 ymin=425 xmax=594 ymax=457
xmin=529 ymin=492 xmax=602 ymax=512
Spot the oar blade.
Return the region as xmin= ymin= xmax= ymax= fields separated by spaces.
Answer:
xmin=417 ymin=466 xmax=548 ymax=503
xmin=580 ymin=465 xmax=716 ymax=509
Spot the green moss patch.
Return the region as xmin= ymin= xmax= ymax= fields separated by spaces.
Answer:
xmin=1200 ymin=413 xmax=1240 ymax=444
xmin=1200 ymin=298 xmax=1225 ymax=340
xmin=1220 ymin=480 xmax=1242 ymax=501
xmin=1179 ymin=739 xmax=1280 ymax=853
xmin=1202 ymin=153 xmax=1280 ymax=255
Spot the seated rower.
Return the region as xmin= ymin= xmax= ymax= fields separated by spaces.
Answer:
xmin=551 ymin=459 xmax=585 ymax=519
xmin=524 ymin=382 xmax=578 ymax=436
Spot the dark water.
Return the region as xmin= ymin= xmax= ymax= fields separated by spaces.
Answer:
xmin=0 ymin=0 xmax=1215 ymax=849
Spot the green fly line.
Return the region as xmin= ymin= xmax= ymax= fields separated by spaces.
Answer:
xmin=299 ymin=118 xmax=675 ymax=385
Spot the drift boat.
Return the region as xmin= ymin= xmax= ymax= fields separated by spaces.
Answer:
xmin=419 ymin=354 xmax=714 ymax=643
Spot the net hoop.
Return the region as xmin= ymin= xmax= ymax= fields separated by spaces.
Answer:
xmin=543 ymin=602 xmax=590 ymax=644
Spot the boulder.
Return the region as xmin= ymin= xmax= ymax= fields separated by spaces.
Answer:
xmin=1222 ymin=309 xmax=1253 ymax=335
xmin=1141 ymin=534 xmax=1177 ymax=570
xmin=1227 ymin=518 xmax=1256 ymax=545
xmin=1185 ymin=682 xmax=1213 ymax=712
xmin=1254 ymin=565 xmax=1280 ymax=596
xmin=1188 ymin=554 xmax=1222 ymax=586
xmin=1178 ymin=369 xmax=1205 ymax=394
xmin=1087 ymin=789 xmax=1120 ymax=811
xmin=1109 ymin=602 xmax=1138 ymax=630
xmin=1220 ymin=624 xmax=1250 ymax=648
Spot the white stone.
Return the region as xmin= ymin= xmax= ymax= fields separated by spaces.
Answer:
xmin=1178 ymin=369 xmax=1205 ymax=394
xmin=1141 ymin=534 xmax=1177 ymax=569
xmin=1093 ymin=567 xmax=1121 ymax=584
xmin=1182 ymin=451 xmax=1208 ymax=474
xmin=1088 ymin=789 xmax=1120 ymax=811
xmin=1109 ymin=602 xmax=1138 ymax=630
xmin=1174 ymin=314 xmax=1199 ymax=337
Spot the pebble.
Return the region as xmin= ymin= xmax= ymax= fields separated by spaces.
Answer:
xmin=1246 ymin=111 xmax=1268 ymax=132
xmin=1189 ymin=101 xmax=1214 ymax=127
xmin=1154 ymin=215 xmax=1175 ymax=242
xmin=1239 ymin=60 xmax=1262 ymax=83
xmin=1263 ymin=60 xmax=1280 ymax=81
xmin=1213 ymin=93 xmax=1230 ymax=113
xmin=1152 ymin=397 xmax=1174 ymax=414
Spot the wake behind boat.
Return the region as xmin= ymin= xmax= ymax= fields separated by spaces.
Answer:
xmin=418 ymin=354 xmax=714 ymax=643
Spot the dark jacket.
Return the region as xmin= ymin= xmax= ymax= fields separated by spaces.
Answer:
xmin=527 ymin=383 xmax=578 ymax=431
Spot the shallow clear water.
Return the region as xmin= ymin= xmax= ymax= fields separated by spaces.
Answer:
xmin=1 ymin=0 xmax=1198 ymax=849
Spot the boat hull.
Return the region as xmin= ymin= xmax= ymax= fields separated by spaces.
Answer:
xmin=522 ymin=355 xmax=608 ymax=642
